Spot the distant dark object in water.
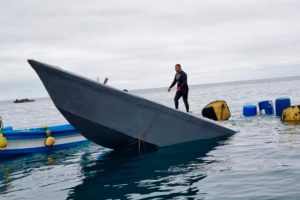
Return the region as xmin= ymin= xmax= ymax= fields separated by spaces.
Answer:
xmin=202 ymin=100 xmax=231 ymax=121
xmin=13 ymin=98 xmax=35 ymax=103
xmin=123 ymin=89 xmax=128 ymax=92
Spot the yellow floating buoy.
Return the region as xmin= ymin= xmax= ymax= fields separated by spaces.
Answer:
xmin=0 ymin=133 xmax=8 ymax=150
xmin=46 ymin=129 xmax=52 ymax=137
xmin=45 ymin=136 xmax=55 ymax=147
xmin=202 ymin=100 xmax=231 ymax=121
xmin=42 ymin=126 xmax=55 ymax=147
xmin=41 ymin=125 xmax=49 ymax=130
xmin=281 ymin=105 xmax=300 ymax=123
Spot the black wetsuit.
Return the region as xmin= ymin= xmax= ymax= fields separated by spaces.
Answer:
xmin=169 ymin=71 xmax=189 ymax=112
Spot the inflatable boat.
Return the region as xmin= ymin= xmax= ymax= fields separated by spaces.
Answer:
xmin=0 ymin=124 xmax=88 ymax=156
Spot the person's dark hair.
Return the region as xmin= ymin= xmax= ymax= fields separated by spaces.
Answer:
xmin=175 ymin=64 xmax=181 ymax=68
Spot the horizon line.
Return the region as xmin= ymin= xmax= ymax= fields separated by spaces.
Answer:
xmin=0 ymin=74 xmax=299 ymax=102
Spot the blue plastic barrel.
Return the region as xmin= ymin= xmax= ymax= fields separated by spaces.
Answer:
xmin=275 ymin=98 xmax=291 ymax=117
xmin=258 ymin=100 xmax=274 ymax=115
xmin=243 ymin=105 xmax=257 ymax=116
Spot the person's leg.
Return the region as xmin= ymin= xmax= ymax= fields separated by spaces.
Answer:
xmin=174 ymin=91 xmax=182 ymax=109
xmin=182 ymin=88 xmax=189 ymax=112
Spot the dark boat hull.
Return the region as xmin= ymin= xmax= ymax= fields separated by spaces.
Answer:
xmin=28 ymin=60 xmax=236 ymax=150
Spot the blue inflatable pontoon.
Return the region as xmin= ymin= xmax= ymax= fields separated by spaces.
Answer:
xmin=0 ymin=124 xmax=88 ymax=157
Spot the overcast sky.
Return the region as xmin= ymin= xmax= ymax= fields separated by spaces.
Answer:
xmin=0 ymin=0 xmax=300 ymax=100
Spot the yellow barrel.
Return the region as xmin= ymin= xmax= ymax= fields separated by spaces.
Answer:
xmin=281 ymin=105 xmax=300 ymax=123
xmin=202 ymin=100 xmax=231 ymax=121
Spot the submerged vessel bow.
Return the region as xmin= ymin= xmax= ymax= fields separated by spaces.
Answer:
xmin=28 ymin=59 xmax=235 ymax=150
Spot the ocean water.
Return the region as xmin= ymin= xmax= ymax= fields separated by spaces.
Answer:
xmin=1 ymin=77 xmax=300 ymax=200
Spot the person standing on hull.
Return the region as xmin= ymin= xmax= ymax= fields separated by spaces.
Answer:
xmin=168 ymin=64 xmax=190 ymax=112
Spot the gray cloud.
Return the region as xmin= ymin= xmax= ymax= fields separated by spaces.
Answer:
xmin=0 ymin=0 xmax=300 ymax=100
